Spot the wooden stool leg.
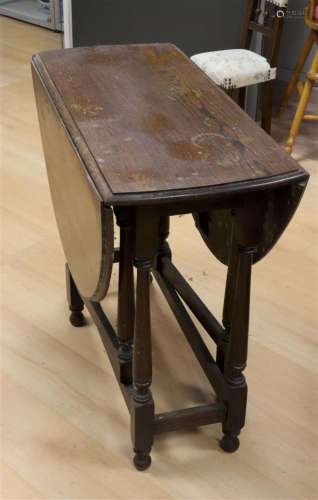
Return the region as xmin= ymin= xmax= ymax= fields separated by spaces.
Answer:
xmin=277 ymin=30 xmax=314 ymax=115
xmin=131 ymin=211 xmax=159 ymax=471
xmin=261 ymin=80 xmax=274 ymax=134
xmin=238 ymin=87 xmax=246 ymax=110
xmin=285 ymin=49 xmax=318 ymax=154
xmin=220 ymin=245 xmax=253 ymax=453
xmin=66 ymin=263 xmax=85 ymax=327
xmin=115 ymin=208 xmax=135 ymax=385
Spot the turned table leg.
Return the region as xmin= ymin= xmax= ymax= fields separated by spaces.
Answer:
xmin=132 ymin=261 xmax=154 ymax=470
xmin=220 ymin=244 xmax=254 ymax=453
xmin=131 ymin=210 xmax=159 ymax=471
xmin=115 ymin=209 xmax=135 ymax=385
xmin=217 ymin=241 xmax=238 ymax=374
xmin=66 ymin=264 xmax=85 ymax=327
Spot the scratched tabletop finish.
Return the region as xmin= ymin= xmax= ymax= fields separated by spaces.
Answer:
xmin=34 ymin=43 xmax=303 ymax=196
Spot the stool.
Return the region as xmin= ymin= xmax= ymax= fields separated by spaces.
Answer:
xmin=278 ymin=0 xmax=318 ymax=153
xmin=191 ymin=0 xmax=288 ymax=134
xmin=32 ymin=43 xmax=309 ymax=471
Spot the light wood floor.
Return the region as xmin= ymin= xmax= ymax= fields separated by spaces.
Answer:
xmin=1 ymin=16 xmax=317 ymax=500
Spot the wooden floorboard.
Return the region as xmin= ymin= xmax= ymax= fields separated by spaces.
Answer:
xmin=1 ymin=16 xmax=317 ymax=500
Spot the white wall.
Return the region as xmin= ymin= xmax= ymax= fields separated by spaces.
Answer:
xmin=63 ymin=0 xmax=73 ymax=48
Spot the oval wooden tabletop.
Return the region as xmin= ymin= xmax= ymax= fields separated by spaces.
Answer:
xmin=32 ymin=44 xmax=307 ymax=204
xmin=33 ymin=64 xmax=114 ymax=301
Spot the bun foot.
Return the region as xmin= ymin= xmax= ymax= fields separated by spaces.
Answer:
xmin=219 ymin=433 xmax=240 ymax=453
xmin=133 ymin=451 xmax=152 ymax=471
xmin=69 ymin=311 xmax=85 ymax=327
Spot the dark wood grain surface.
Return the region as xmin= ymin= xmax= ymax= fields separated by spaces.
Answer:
xmin=32 ymin=44 xmax=305 ymax=201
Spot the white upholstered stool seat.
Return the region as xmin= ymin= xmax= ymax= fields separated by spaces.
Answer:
xmin=268 ymin=0 xmax=288 ymax=6
xmin=191 ymin=49 xmax=277 ymax=90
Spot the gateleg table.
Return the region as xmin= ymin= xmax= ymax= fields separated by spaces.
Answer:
xmin=32 ymin=43 xmax=308 ymax=470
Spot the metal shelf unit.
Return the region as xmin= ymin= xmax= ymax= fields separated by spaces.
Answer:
xmin=0 ymin=0 xmax=62 ymax=31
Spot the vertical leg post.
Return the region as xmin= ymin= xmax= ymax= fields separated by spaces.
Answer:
xmin=220 ymin=245 xmax=254 ymax=452
xmin=238 ymin=87 xmax=246 ymax=110
xmin=66 ymin=263 xmax=85 ymax=327
xmin=217 ymin=241 xmax=238 ymax=374
xmin=115 ymin=208 xmax=135 ymax=385
xmin=219 ymin=202 xmax=262 ymax=452
xmin=261 ymin=80 xmax=274 ymax=134
xmin=133 ymin=264 xmax=153 ymax=403
xmin=277 ymin=30 xmax=314 ymax=116
xmin=285 ymin=48 xmax=318 ymax=154
xmin=131 ymin=209 xmax=159 ymax=471
xmin=156 ymin=215 xmax=171 ymax=273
